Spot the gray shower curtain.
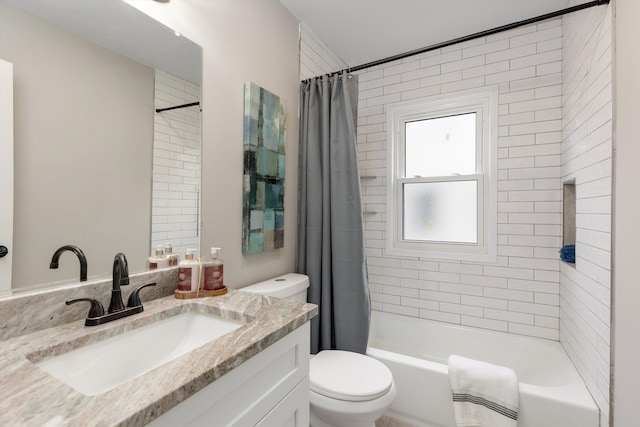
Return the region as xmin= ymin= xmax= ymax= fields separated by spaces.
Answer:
xmin=297 ymin=73 xmax=371 ymax=354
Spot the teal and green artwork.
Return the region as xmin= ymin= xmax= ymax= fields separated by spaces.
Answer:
xmin=242 ymin=82 xmax=286 ymax=254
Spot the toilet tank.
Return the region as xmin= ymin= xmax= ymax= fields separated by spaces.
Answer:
xmin=241 ymin=273 xmax=309 ymax=302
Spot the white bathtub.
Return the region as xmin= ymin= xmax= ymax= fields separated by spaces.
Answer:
xmin=367 ymin=310 xmax=599 ymax=427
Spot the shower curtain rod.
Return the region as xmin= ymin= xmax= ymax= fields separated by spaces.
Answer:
xmin=155 ymin=101 xmax=200 ymax=113
xmin=317 ymin=0 xmax=609 ymax=78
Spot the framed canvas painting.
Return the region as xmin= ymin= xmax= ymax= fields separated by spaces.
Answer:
xmin=242 ymin=82 xmax=286 ymax=254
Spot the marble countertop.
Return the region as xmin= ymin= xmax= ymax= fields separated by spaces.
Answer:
xmin=0 ymin=290 xmax=317 ymax=426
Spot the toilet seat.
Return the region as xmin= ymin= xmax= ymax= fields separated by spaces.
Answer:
xmin=309 ymin=350 xmax=393 ymax=402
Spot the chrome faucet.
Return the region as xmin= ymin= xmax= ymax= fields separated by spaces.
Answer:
xmin=49 ymin=245 xmax=88 ymax=282
xmin=66 ymin=252 xmax=155 ymax=326
xmin=108 ymin=252 xmax=129 ymax=313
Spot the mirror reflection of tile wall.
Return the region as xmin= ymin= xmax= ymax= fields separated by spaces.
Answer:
xmin=151 ymin=70 xmax=202 ymax=259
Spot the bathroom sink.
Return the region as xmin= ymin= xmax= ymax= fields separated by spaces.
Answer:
xmin=36 ymin=312 xmax=244 ymax=396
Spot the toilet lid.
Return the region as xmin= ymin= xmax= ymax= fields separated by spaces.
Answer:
xmin=309 ymin=350 xmax=393 ymax=402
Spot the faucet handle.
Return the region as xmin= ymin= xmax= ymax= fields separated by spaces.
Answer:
xmin=127 ymin=283 xmax=156 ymax=308
xmin=66 ymin=298 xmax=105 ymax=318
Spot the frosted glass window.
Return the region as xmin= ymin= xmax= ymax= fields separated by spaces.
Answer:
xmin=405 ymin=113 xmax=476 ymax=178
xmin=386 ymin=88 xmax=497 ymax=261
xmin=403 ymin=181 xmax=478 ymax=244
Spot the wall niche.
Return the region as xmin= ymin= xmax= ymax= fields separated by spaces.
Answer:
xmin=562 ymin=180 xmax=576 ymax=264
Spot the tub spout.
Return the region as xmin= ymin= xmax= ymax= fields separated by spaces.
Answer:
xmin=49 ymin=245 xmax=87 ymax=282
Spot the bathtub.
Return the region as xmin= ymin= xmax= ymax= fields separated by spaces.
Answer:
xmin=367 ymin=310 xmax=599 ymax=427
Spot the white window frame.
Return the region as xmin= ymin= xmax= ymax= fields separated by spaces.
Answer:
xmin=386 ymin=87 xmax=498 ymax=262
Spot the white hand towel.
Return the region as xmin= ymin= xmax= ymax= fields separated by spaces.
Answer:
xmin=448 ymin=354 xmax=519 ymax=427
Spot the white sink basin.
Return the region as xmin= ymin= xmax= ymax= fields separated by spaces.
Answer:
xmin=36 ymin=312 xmax=244 ymax=396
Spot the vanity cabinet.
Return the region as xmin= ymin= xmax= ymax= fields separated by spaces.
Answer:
xmin=148 ymin=322 xmax=310 ymax=427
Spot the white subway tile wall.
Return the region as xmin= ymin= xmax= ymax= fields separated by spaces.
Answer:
xmin=151 ymin=70 xmax=202 ymax=258
xmin=561 ymin=3 xmax=612 ymax=426
xmin=299 ymin=22 xmax=348 ymax=81
xmin=353 ymin=19 xmax=563 ymax=341
xmin=299 ymin=10 xmax=612 ymax=424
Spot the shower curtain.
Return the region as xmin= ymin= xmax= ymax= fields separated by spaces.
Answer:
xmin=297 ymin=73 xmax=371 ymax=354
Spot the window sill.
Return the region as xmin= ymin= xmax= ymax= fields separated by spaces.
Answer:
xmin=385 ymin=245 xmax=497 ymax=263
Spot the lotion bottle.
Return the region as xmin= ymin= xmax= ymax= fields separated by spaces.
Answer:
xmin=148 ymin=245 xmax=169 ymax=269
xmin=177 ymin=248 xmax=199 ymax=292
xmin=164 ymin=242 xmax=178 ymax=266
xmin=201 ymin=247 xmax=224 ymax=290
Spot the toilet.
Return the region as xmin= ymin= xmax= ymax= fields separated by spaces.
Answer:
xmin=241 ymin=273 xmax=396 ymax=427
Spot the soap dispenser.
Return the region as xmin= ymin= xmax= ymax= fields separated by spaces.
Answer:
xmin=177 ymin=249 xmax=199 ymax=292
xmin=201 ymin=247 xmax=224 ymax=290
xmin=148 ymin=245 xmax=169 ymax=269
xmin=164 ymin=242 xmax=178 ymax=266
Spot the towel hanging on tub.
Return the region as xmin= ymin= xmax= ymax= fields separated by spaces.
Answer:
xmin=448 ymin=355 xmax=519 ymax=427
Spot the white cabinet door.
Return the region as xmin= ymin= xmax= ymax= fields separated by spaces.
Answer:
xmin=148 ymin=323 xmax=310 ymax=427
xmin=256 ymin=378 xmax=310 ymax=427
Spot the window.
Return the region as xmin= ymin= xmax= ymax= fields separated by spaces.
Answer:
xmin=386 ymin=88 xmax=497 ymax=261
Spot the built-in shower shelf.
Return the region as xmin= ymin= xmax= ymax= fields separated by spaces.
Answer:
xmin=361 ymin=176 xmax=379 ymax=218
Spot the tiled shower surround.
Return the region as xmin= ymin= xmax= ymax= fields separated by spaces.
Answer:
xmin=561 ymin=2 xmax=612 ymax=424
xmin=300 ymin=5 xmax=612 ymax=425
xmin=299 ymin=22 xmax=348 ymax=81
xmin=357 ymin=20 xmax=565 ymax=339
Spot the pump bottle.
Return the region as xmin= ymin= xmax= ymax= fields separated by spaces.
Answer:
xmin=201 ymin=247 xmax=224 ymax=290
xmin=177 ymin=249 xmax=199 ymax=292
xmin=148 ymin=245 xmax=169 ymax=269
xmin=164 ymin=242 xmax=178 ymax=266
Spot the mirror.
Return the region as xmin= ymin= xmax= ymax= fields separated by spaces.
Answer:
xmin=0 ymin=0 xmax=202 ymax=294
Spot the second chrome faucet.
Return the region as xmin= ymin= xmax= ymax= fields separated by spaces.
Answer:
xmin=66 ymin=252 xmax=156 ymax=326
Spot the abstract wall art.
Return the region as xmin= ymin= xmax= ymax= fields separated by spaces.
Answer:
xmin=242 ymin=82 xmax=286 ymax=254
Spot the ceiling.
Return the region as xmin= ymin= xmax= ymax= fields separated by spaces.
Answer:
xmin=5 ymin=0 xmax=579 ymax=79
xmin=279 ymin=0 xmax=573 ymax=67
xmin=0 ymin=0 xmax=201 ymax=83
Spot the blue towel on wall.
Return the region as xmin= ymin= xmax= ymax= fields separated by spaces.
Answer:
xmin=560 ymin=245 xmax=575 ymax=263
